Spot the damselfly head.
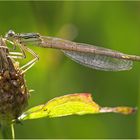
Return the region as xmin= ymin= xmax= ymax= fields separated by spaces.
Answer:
xmin=5 ymin=30 xmax=15 ymax=39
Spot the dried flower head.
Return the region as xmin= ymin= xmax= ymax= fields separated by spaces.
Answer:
xmin=0 ymin=38 xmax=29 ymax=123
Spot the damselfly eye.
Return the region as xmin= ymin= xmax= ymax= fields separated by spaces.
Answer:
xmin=5 ymin=30 xmax=15 ymax=38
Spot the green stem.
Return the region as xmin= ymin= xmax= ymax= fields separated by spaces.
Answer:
xmin=11 ymin=123 xmax=15 ymax=139
xmin=0 ymin=121 xmax=15 ymax=139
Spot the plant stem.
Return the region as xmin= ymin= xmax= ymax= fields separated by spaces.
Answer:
xmin=0 ymin=121 xmax=15 ymax=139
xmin=11 ymin=123 xmax=15 ymax=139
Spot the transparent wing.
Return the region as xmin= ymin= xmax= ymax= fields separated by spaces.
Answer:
xmin=62 ymin=43 xmax=133 ymax=71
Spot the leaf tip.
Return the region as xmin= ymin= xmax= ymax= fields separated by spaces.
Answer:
xmin=116 ymin=106 xmax=137 ymax=115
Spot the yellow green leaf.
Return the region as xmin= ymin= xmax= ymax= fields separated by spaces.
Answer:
xmin=18 ymin=93 xmax=136 ymax=121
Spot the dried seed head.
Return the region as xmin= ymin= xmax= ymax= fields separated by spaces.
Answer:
xmin=0 ymin=38 xmax=29 ymax=122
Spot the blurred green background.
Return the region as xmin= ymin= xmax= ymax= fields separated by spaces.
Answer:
xmin=0 ymin=1 xmax=140 ymax=139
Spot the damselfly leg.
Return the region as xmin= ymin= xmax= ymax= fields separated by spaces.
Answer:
xmin=4 ymin=36 xmax=39 ymax=73
xmin=17 ymin=44 xmax=39 ymax=73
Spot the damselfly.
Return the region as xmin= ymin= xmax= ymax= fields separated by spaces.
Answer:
xmin=5 ymin=30 xmax=140 ymax=71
